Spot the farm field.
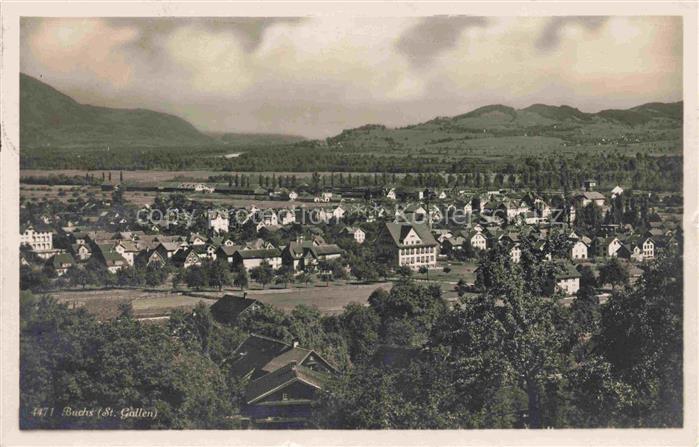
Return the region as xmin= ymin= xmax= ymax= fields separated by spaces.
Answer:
xmin=245 ymin=281 xmax=393 ymax=314
xmin=50 ymin=288 xmax=215 ymax=320
xmin=49 ymin=282 xmax=394 ymax=320
xmin=21 ymin=169 xmax=394 ymax=183
xmin=20 ymin=185 xmax=109 ymax=204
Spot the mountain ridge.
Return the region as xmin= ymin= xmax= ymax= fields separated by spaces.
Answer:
xmin=20 ymin=73 xmax=219 ymax=148
xmin=20 ymin=72 xmax=682 ymax=152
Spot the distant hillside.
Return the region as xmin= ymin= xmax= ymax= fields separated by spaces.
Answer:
xmin=327 ymin=100 xmax=682 ymax=152
xmin=20 ymin=73 xmax=217 ymax=148
xmin=208 ymin=132 xmax=306 ymax=147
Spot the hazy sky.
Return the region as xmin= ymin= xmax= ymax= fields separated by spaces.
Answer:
xmin=20 ymin=16 xmax=682 ymax=138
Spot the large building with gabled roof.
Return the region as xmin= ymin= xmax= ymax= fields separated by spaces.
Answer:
xmin=379 ymin=222 xmax=438 ymax=270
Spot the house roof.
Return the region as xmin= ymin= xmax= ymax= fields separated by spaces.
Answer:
xmin=384 ymin=222 xmax=438 ymax=247
xmin=210 ymin=294 xmax=262 ymax=324
xmin=188 ymin=232 xmax=207 ymax=242
xmin=245 ymin=362 xmax=327 ymax=405
xmin=229 ymin=334 xmax=336 ymax=381
xmin=71 ymin=243 xmax=91 ymax=253
xmin=50 ymin=253 xmax=75 ymax=268
xmin=117 ymin=240 xmax=140 ymax=252
xmin=555 ymin=263 xmax=582 ymax=279
xmin=100 ymin=250 xmax=127 ymax=264
xmin=217 ymin=245 xmax=240 ymax=256
xmin=157 ymin=241 xmax=181 ymax=252
xmin=309 ymin=244 xmax=343 ymax=257
xmin=445 ymin=236 xmax=465 ymax=246
xmin=229 ymin=334 xmax=296 ymax=378
xmin=261 ymin=347 xmax=312 ymax=372
xmin=21 ymin=223 xmax=53 ymax=233
xmin=580 ymin=191 xmax=606 ymax=201
xmin=236 ymin=248 xmax=282 ymax=259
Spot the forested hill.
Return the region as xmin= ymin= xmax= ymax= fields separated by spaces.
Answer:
xmin=326 ymin=101 xmax=682 ymax=151
xmin=20 ymin=73 xmax=217 ymax=148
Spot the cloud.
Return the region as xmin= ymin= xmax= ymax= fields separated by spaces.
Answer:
xmin=535 ymin=16 xmax=608 ymax=51
xmin=105 ymin=17 xmax=304 ymax=54
xmin=396 ymin=16 xmax=489 ymax=67
xmin=20 ymin=16 xmax=683 ymax=138
xmin=25 ymin=18 xmax=140 ymax=87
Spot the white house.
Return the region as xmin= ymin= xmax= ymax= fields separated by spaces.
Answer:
xmin=570 ymin=240 xmax=589 ymax=260
xmin=553 ymin=265 xmax=581 ymax=296
xmin=207 ymin=210 xmax=229 ymax=234
xmin=345 ymin=227 xmax=366 ymax=244
xmin=576 ymin=191 xmax=606 ymax=208
xmin=20 ymin=224 xmax=53 ymax=252
xmin=114 ymin=240 xmax=139 ymax=266
xmin=314 ymin=192 xmax=333 ymax=203
xmin=607 ymin=237 xmax=623 ymax=257
xmin=466 ymin=228 xmax=488 ymax=251
xmin=611 ymin=185 xmax=624 ymax=198
xmin=189 ymin=233 xmax=208 ymax=246
xmin=510 ymin=244 xmax=522 ymax=263
xmin=631 ymin=237 xmax=655 ymax=262
xmin=233 ymin=248 xmax=283 ymax=272
xmin=332 ymin=205 xmax=346 ymax=221
xmin=277 ymin=209 xmax=296 ymax=225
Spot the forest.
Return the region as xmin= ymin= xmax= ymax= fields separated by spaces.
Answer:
xmin=20 ymin=242 xmax=682 ymax=429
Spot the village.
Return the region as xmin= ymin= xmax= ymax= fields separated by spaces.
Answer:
xmin=21 ymin=175 xmax=681 ymax=295
xmin=18 ymin=173 xmax=683 ymax=427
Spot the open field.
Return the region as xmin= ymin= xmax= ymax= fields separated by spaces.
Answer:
xmin=49 ymin=282 xmax=393 ymax=320
xmin=20 ymin=185 xmax=109 ymax=204
xmin=245 ymin=281 xmax=392 ymax=314
xmin=21 ymin=169 xmax=392 ymax=183
xmin=50 ymin=288 xmax=215 ymax=320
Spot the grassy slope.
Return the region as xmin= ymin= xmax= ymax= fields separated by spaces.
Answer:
xmin=20 ymin=73 xmax=217 ymax=148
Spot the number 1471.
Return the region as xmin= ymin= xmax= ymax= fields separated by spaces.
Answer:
xmin=31 ymin=407 xmax=54 ymax=417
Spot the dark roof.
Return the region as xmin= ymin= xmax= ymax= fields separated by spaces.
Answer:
xmin=229 ymin=334 xmax=337 ymax=380
xmin=50 ymin=253 xmax=75 ymax=268
xmin=309 ymin=244 xmax=343 ymax=257
xmin=555 ymin=263 xmax=582 ymax=279
xmin=71 ymin=243 xmax=91 ymax=253
xmin=262 ymin=347 xmax=312 ymax=372
xmin=384 ymin=222 xmax=438 ymax=247
xmin=217 ymin=245 xmax=240 ymax=256
xmin=210 ymin=295 xmax=262 ymax=324
xmin=245 ymin=363 xmax=327 ymax=405
xmin=235 ymin=248 xmax=282 ymax=259
xmin=579 ymin=191 xmax=606 ymax=201
xmin=22 ymin=223 xmax=53 ymax=233
xmin=229 ymin=334 xmax=291 ymax=378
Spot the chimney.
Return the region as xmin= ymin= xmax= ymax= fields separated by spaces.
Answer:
xmin=243 ymin=292 xmax=247 ymax=299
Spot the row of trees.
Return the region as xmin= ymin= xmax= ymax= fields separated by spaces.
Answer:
xmin=22 ymin=141 xmax=682 ymax=192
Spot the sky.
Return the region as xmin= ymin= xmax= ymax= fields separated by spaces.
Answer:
xmin=20 ymin=16 xmax=683 ymax=139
